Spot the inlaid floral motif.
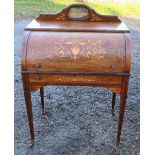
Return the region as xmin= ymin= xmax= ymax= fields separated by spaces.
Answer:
xmin=56 ymin=77 xmax=94 ymax=82
xmin=44 ymin=37 xmax=121 ymax=60
xmin=55 ymin=13 xmax=67 ymax=21
xmin=71 ymin=47 xmax=80 ymax=59
xmin=90 ymin=13 xmax=104 ymax=22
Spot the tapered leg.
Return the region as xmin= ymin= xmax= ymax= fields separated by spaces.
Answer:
xmin=40 ymin=87 xmax=44 ymax=114
xmin=111 ymin=92 xmax=116 ymax=116
xmin=116 ymin=78 xmax=128 ymax=148
xmin=22 ymin=75 xmax=34 ymax=144
xmin=116 ymin=94 xmax=127 ymax=148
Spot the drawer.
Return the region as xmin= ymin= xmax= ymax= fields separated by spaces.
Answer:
xmin=28 ymin=73 xmax=123 ymax=91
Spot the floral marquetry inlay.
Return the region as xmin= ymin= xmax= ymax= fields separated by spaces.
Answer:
xmin=55 ymin=13 xmax=67 ymax=21
xmin=56 ymin=77 xmax=95 ymax=82
xmin=44 ymin=38 xmax=118 ymax=60
xmin=71 ymin=47 xmax=80 ymax=59
xmin=90 ymin=13 xmax=105 ymax=22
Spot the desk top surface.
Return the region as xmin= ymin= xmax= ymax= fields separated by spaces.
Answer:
xmin=25 ymin=20 xmax=130 ymax=33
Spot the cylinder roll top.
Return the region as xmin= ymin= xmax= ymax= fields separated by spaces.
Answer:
xmin=26 ymin=31 xmax=126 ymax=73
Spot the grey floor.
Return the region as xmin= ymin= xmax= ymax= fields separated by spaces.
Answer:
xmin=14 ymin=19 xmax=140 ymax=155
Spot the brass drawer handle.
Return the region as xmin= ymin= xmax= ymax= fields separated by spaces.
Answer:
xmin=34 ymin=63 xmax=41 ymax=69
xmin=111 ymin=65 xmax=116 ymax=70
xmin=36 ymin=76 xmax=41 ymax=80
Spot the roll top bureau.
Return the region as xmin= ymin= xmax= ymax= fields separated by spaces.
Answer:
xmin=21 ymin=4 xmax=131 ymax=149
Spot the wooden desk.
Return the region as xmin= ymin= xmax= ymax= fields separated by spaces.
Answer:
xmin=21 ymin=4 xmax=131 ymax=148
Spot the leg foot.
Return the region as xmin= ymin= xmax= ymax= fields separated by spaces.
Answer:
xmin=29 ymin=139 xmax=35 ymax=148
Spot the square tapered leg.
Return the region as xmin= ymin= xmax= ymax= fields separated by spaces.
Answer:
xmin=22 ymin=74 xmax=35 ymax=144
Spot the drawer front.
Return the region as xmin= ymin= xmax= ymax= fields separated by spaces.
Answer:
xmin=28 ymin=74 xmax=123 ymax=91
xmin=27 ymin=32 xmax=125 ymax=73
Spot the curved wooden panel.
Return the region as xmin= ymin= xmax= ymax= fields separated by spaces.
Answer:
xmin=21 ymin=31 xmax=31 ymax=71
xmin=26 ymin=32 xmax=126 ymax=73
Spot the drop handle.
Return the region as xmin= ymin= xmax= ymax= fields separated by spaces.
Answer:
xmin=111 ymin=65 xmax=116 ymax=70
xmin=36 ymin=76 xmax=41 ymax=80
xmin=34 ymin=63 xmax=41 ymax=69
